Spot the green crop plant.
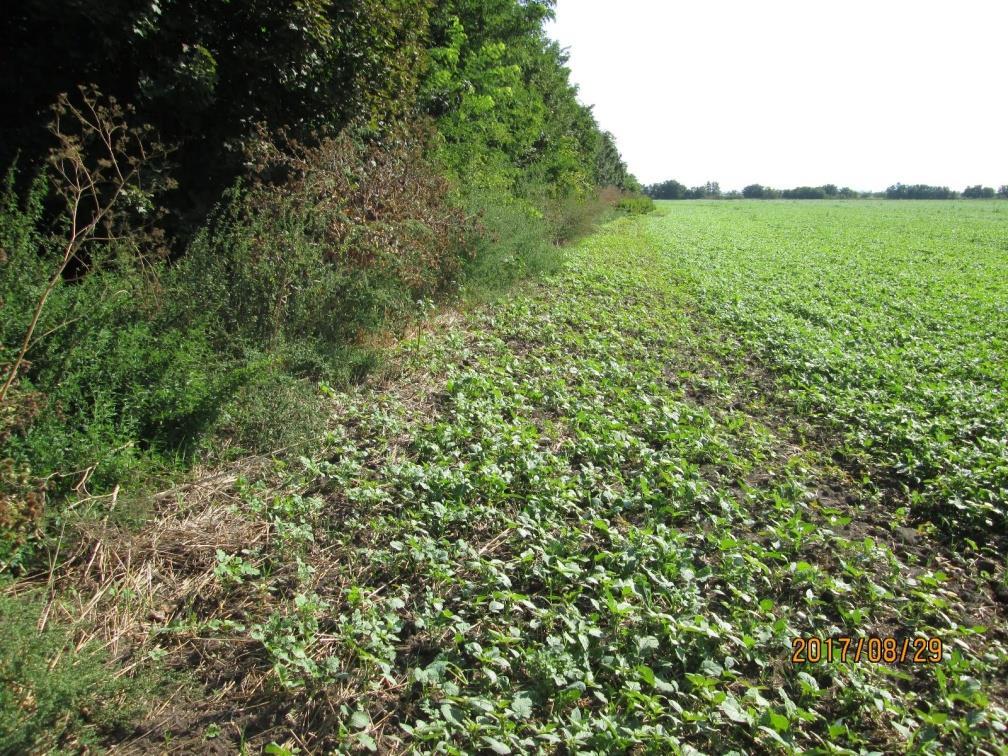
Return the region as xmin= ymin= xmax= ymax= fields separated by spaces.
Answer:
xmin=10 ymin=200 xmax=1008 ymax=752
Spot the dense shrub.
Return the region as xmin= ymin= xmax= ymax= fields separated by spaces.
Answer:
xmin=0 ymin=589 xmax=157 ymax=752
xmin=543 ymin=191 xmax=610 ymax=245
xmin=0 ymin=160 xmax=218 ymax=562
xmin=0 ymin=251 xmax=236 ymax=511
xmin=1 ymin=122 xmax=479 ymax=519
xmin=0 ymin=153 xmax=231 ymax=481
xmin=458 ymin=189 xmax=557 ymax=299
xmin=0 ymin=90 xmax=221 ymax=514
xmin=0 ymin=418 xmax=44 ymax=569
xmin=617 ymin=194 xmax=655 ymax=215
xmin=1 ymin=173 xmax=48 ymax=563
xmin=172 ymin=128 xmax=473 ymax=362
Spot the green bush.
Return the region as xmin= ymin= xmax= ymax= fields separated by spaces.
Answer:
xmin=209 ymin=366 xmax=328 ymax=456
xmin=542 ymin=190 xmax=612 ymax=245
xmin=1 ymin=232 xmax=236 ymax=483
xmin=1 ymin=126 xmax=482 ymax=558
xmin=458 ymin=187 xmax=560 ymax=300
xmin=0 ymin=166 xmax=241 ymax=567
xmin=170 ymin=182 xmax=387 ymax=362
xmin=171 ymin=130 xmax=473 ymax=368
xmin=617 ymin=194 xmax=655 ymax=215
xmin=0 ymin=589 xmax=156 ymax=752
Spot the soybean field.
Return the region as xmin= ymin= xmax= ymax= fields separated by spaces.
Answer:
xmin=65 ymin=201 xmax=1008 ymax=752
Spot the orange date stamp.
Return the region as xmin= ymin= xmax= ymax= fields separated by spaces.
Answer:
xmin=791 ymin=636 xmax=943 ymax=664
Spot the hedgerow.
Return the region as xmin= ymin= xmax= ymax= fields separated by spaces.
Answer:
xmin=0 ymin=3 xmax=651 ymax=748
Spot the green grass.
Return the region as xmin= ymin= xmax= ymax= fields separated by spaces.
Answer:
xmin=29 ymin=200 xmax=1008 ymax=752
xmin=0 ymin=588 xmax=160 ymax=753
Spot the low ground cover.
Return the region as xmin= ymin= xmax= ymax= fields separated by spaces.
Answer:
xmin=5 ymin=201 xmax=1007 ymax=752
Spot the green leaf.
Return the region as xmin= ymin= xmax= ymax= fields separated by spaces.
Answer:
xmin=720 ymin=694 xmax=753 ymax=725
xmin=357 ymin=732 xmax=377 ymax=752
xmin=483 ymin=736 xmax=512 ymax=754
xmin=764 ymin=711 xmax=790 ymax=732
xmin=636 ymin=664 xmax=656 ymax=687
xmin=510 ymin=695 xmax=533 ymax=719
xmin=637 ymin=635 xmax=660 ymax=653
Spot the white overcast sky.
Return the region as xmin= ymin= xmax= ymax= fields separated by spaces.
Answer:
xmin=545 ymin=0 xmax=1008 ymax=192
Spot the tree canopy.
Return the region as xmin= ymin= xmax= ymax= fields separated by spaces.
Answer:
xmin=1 ymin=0 xmax=637 ymax=236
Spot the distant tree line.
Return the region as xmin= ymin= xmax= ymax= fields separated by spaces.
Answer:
xmin=745 ymin=184 xmax=862 ymax=199
xmin=963 ymin=185 xmax=998 ymax=199
xmin=645 ymin=181 xmax=865 ymax=200
xmin=886 ymin=184 xmax=1008 ymax=199
xmin=885 ymin=184 xmax=955 ymax=199
xmin=644 ymin=180 xmax=718 ymax=199
xmin=645 ymin=180 xmax=1008 ymax=200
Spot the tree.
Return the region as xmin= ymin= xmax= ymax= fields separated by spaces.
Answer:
xmin=999 ymin=185 xmax=1008 ymax=198
xmin=963 ymin=185 xmax=995 ymax=199
xmin=886 ymin=183 xmax=954 ymax=199
xmin=419 ymin=1 xmax=633 ymax=198
xmin=1 ymin=0 xmax=431 ymax=236
xmin=644 ymin=179 xmax=688 ymax=199
xmin=680 ymin=182 xmax=721 ymax=199
xmin=743 ymin=184 xmax=765 ymax=198
xmin=2 ymin=0 xmax=642 ymax=244
xmin=594 ymin=131 xmax=633 ymax=190
xmin=783 ymin=186 xmax=827 ymax=199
